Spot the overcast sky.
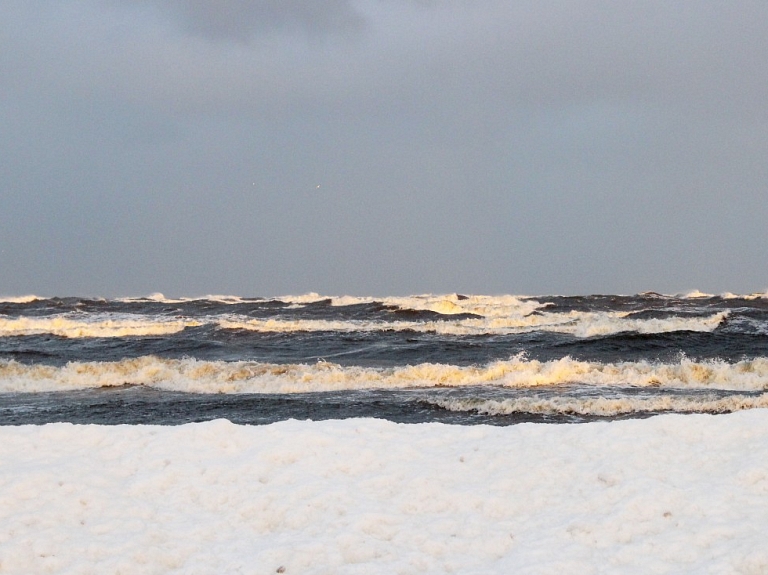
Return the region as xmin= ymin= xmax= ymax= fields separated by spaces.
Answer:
xmin=2 ymin=1 xmax=767 ymax=297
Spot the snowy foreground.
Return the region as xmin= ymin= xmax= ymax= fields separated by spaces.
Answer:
xmin=2 ymin=413 xmax=768 ymax=574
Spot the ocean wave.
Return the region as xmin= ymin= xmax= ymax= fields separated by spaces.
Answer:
xmin=648 ymin=290 xmax=768 ymax=300
xmin=0 ymin=308 xmax=730 ymax=339
xmin=677 ymin=290 xmax=716 ymax=299
xmin=0 ymin=316 xmax=199 ymax=338
xmin=217 ymin=310 xmax=728 ymax=337
xmin=427 ymin=393 xmax=768 ymax=417
xmin=271 ymin=293 xmax=545 ymax=317
xmin=742 ymin=290 xmax=768 ymax=300
xmin=0 ymin=295 xmax=44 ymax=304
xmin=116 ymin=293 xmax=252 ymax=304
xmin=2 ymin=355 xmax=767 ymax=394
xmin=6 ymin=291 xmax=768 ymax=309
xmin=110 ymin=292 xmax=545 ymax=317
xmin=342 ymin=294 xmax=543 ymax=317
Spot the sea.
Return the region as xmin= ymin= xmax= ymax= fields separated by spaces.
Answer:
xmin=1 ymin=291 xmax=767 ymax=426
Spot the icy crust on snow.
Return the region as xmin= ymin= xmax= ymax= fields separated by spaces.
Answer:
xmin=2 ymin=413 xmax=768 ymax=574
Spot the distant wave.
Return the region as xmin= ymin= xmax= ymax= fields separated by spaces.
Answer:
xmin=4 ymin=290 xmax=768 ymax=308
xmin=2 ymin=355 xmax=767 ymax=394
xmin=0 ymin=316 xmax=199 ymax=338
xmin=0 ymin=295 xmax=44 ymax=303
xmin=0 ymin=309 xmax=730 ymax=338
xmin=4 ymin=290 xmax=767 ymax=339
xmin=682 ymin=290 xmax=768 ymax=300
xmin=112 ymin=291 xmax=768 ymax=303
xmin=162 ymin=292 xmax=546 ymax=317
xmin=116 ymin=293 xmax=253 ymax=304
xmin=218 ymin=311 xmax=728 ymax=337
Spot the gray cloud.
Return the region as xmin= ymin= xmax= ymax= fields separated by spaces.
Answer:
xmin=139 ymin=0 xmax=366 ymax=40
xmin=1 ymin=1 xmax=767 ymax=296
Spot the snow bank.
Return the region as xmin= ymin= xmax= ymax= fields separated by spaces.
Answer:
xmin=2 ymin=413 xmax=768 ymax=574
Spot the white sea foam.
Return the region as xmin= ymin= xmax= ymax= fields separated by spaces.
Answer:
xmin=0 ymin=315 xmax=199 ymax=338
xmin=3 ymin=413 xmax=768 ymax=573
xmin=430 ymin=393 xmax=768 ymax=417
xmin=719 ymin=315 xmax=768 ymax=335
xmin=2 ymin=355 xmax=767 ymax=394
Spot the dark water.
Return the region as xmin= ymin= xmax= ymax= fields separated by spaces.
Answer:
xmin=1 ymin=293 xmax=767 ymax=425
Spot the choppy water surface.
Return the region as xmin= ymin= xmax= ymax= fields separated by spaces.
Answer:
xmin=1 ymin=291 xmax=767 ymax=424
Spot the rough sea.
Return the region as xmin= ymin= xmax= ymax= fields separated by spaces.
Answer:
xmin=1 ymin=291 xmax=767 ymax=426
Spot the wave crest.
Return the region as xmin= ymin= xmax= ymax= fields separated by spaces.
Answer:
xmin=0 ymin=316 xmax=198 ymax=338
xmin=217 ymin=311 xmax=727 ymax=337
xmin=428 ymin=393 xmax=768 ymax=417
xmin=2 ymin=355 xmax=768 ymax=394
xmin=0 ymin=295 xmax=43 ymax=303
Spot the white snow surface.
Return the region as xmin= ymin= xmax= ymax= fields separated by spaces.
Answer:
xmin=2 ymin=413 xmax=768 ymax=574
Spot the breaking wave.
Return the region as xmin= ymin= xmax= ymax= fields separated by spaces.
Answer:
xmin=217 ymin=311 xmax=728 ymax=337
xmin=0 ymin=308 xmax=730 ymax=339
xmin=2 ymin=355 xmax=768 ymax=394
xmin=111 ymin=292 xmax=543 ymax=315
xmin=428 ymin=393 xmax=768 ymax=417
xmin=116 ymin=293 xmax=250 ymax=304
xmin=0 ymin=295 xmax=44 ymax=304
xmin=0 ymin=316 xmax=199 ymax=338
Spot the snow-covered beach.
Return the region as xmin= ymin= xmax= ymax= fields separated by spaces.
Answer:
xmin=3 ymin=411 xmax=768 ymax=574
